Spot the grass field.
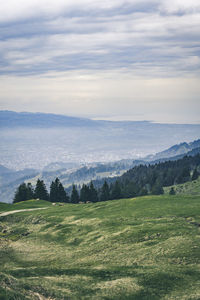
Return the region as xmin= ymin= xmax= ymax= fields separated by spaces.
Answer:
xmin=0 ymin=195 xmax=200 ymax=299
xmin=164 ymin=176 xmax=200 ymax=196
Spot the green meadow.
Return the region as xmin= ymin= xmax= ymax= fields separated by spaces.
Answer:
xmin=164 ymin=177 xmax=200 ymax=196
xmin=0 ymin=195 xmax=200 ymax=299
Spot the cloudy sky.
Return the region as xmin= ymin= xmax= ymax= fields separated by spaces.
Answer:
xmin=0 ymin=0 xmax=200 ymax=123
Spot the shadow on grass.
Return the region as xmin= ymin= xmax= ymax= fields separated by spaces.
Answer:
xmin=8 ymin=265 xmax=196 ymax=299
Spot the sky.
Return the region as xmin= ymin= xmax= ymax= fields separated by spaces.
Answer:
xmin=0 ymin=0 xmax=200 ymax=123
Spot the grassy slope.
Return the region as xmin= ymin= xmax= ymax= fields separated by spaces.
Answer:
xmin=0 ymin=195 xmax=200 ymax=299
xmin=0 ymin=200 xmax=52 ymax=213
xmin=164 ymin=176 xmax=200 ymax=196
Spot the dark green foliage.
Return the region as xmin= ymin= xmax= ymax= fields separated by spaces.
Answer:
xmin=152 ymin=183 xmax=164 ymax=195
xmin=26 ymin=182 xmax=35 ymax=199
xmin=151 ymin=178 xmax=164 ymax=195
xmin=89 ymin=181 xmax=98 ymax=202
xmin=80 ymin=184 xmax=90 ymax=203
xmin=176 ymin=167 xmax=191 ymax=184
xmin=95 ymin=153 xmax=200 ymax=200
xmin=122 ymin=181 xmax=139 ymax=198
xmin=110 ymin=180 xmax=122 ymax=199
xmin=35 ymin=179 xmax=49 ymax=201
xmin=70 ymin=184 xmax=80 ymax=203
xmin=139 ymin=187 xmax=148 ymax=196
xmin=50 ymin=178 xmax=69 ymax=203
xmin=80 ymin=181 xmax=98 ymax=203
xmin=192 ymin=168 xmax=199 ymax=181
xmin=13 ymin=183 xmax=31 ymax=203
xmin=100 ymin=180 xmax=110 ymax=201
xmin=169 ymin=187 xmax=176 ymax=195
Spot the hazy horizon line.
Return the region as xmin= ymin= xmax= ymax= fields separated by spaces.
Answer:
xmin=1 ymin=109 xmax=200 ymax=126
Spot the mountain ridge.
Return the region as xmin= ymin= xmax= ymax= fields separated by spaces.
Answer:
xmin=1 ymin=110 xmax=200 ymax=128
xmin=143 ymin=139 xmax=200 ymax=162
xmin=1 ymin=138 xmax=200 ymax=204
xmin=0 ymin=110 xmax=99 ymax=128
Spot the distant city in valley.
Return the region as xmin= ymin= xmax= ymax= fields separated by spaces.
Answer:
xmin=0 ymin=110 xmax=200 ymax=203
xmin=1 ymin=111 xmax=200 ymax=171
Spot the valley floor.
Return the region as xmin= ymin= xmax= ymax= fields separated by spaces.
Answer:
xmin=0 ymin=195 xmax=200 ymax=299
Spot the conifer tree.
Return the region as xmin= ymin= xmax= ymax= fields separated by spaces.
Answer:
xmin=80 ymin=184 xmax=89 ymax=203
xmin=13 ymin=182 xmax=35 ymax=203
xmin=34 ymin=179 xmax=49 ymax=201
xmin=49 ymin=180 xmax=56 ymax=202
xmin=13 ymin=183 xmax=28 ymax=203
xmin=192 ymin=168 xmax=199 ymax=181
xmin=50 ymin=178 xmax=69 ymax=203
xmin=139 ymin=187 xmax=148 ymax=196
xmin=100 ymin=180 xmax=110 ymax=201
xmin=26 ymin=182 xmax=35 ymax=199
xmin=89 ymin=181 xmax=98 ymax=202
xmin=169 ymin=187 xmax=176 ymax=195
xmin=151 ymin=181 xmax=164 ymax=195
xmin=70 ymin=184 xmax=79 ymax=203
xmin=176 ymin=167 xmax=191 ymax=184
xmin=111 ymin=180 xmax=122 ymax=199
xmin=58 ymin=181 xmax=69 ymax=203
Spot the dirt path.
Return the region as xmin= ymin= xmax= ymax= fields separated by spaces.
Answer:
xmin=0 ymin=207 xmax=48 ymax=217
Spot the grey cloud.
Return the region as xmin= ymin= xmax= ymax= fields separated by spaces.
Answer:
xmin=0 ymin=1 xmax=200 ymax=77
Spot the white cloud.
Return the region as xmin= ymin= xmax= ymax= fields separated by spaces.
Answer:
xmin=1 ymin=9 xmax=200 ymax=76
xmin=0 ymin=0 xmax=199 ymax=123
xmin=160 ymin=0 xmax=200 ymax=14
xmin=0 ymin=0 xmax=158 ymax=22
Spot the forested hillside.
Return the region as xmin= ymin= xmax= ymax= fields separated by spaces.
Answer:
xmin=1 ymin=139 xmax=200 ymax=204
xmin=13 ymin=154 xmax=200 ymax=204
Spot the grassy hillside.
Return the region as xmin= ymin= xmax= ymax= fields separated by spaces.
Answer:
xmin=0 ymin=200 xmax=52 ymax=213
xmin=164 ymin=176 xmax=200 ymax=195
xmin=0 ymin=195 xmax=200 ymax=299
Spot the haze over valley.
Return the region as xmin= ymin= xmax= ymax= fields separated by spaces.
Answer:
xmin=1 ymin=111 xmax=200 ymax=171
xmin=0 ymin=110 xmax=200 ymax=203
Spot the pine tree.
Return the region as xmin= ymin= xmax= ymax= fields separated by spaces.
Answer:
xmin=26 ymin=182 xmax=35 ymax=199
xmin=139 ymin=187 xmax=148 ymax=196
xmin=80 ymin=184 xmax=89 ymax=203
xmin=70 ymin=184 xmax=79 ymax=203
xmin=58 ymin=182 xmax=69 ymax=203
xmin=192 ymin=168 xmax=199 ymax=181
xmin=100 ymin=180 xmax=110 ymax=201
xmin=111 ymin=180 xmax=122 ymax=199
xmin=13 ymin=183 xmax=28 ymax=203
xmin=169 ymin=187 xmax=176 ymax=195
xmin=176 ymin=167 xmax=191 ymax=184
xmin=151 ymin=182 xmax=164 ymax=195
xmin=49 ymin=180 xmax=56 ymax=202
xmin=89 ymin=181 xmax=98 ymax=202
xmin=50 ymin=178 xmax=69 ymax=203
xmin=34 ymin=179 xmax=49 ymax=201
xmin=122 ymin=182 xmax=138 ymax=198
xmin=13 ymin=182 xmax=35 ymax=203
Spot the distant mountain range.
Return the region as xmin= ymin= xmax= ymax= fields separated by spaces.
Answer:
xmin=144 ymin=139 xmax=200 ymax=162
xmin=0 ymin=138 xmax=200 ymax=203
xmin=1 ymin=111 xmax=200 ymax=171
xmin=0 ymin=110 xmax=99 ymax=128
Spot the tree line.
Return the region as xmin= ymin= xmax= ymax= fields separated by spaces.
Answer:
xmin=13 ymin=154 xmax=200 ymax=203
xmin=101 ymin=154 xmax=200 ymax=199
xmin=13 ymin=177 xmax=122 ymax=204
xmin=13 ymin=178 xmax=67 ymax=203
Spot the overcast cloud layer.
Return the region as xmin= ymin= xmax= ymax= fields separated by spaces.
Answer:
xmin=0 ymin=0 xmax=200 ymax=123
